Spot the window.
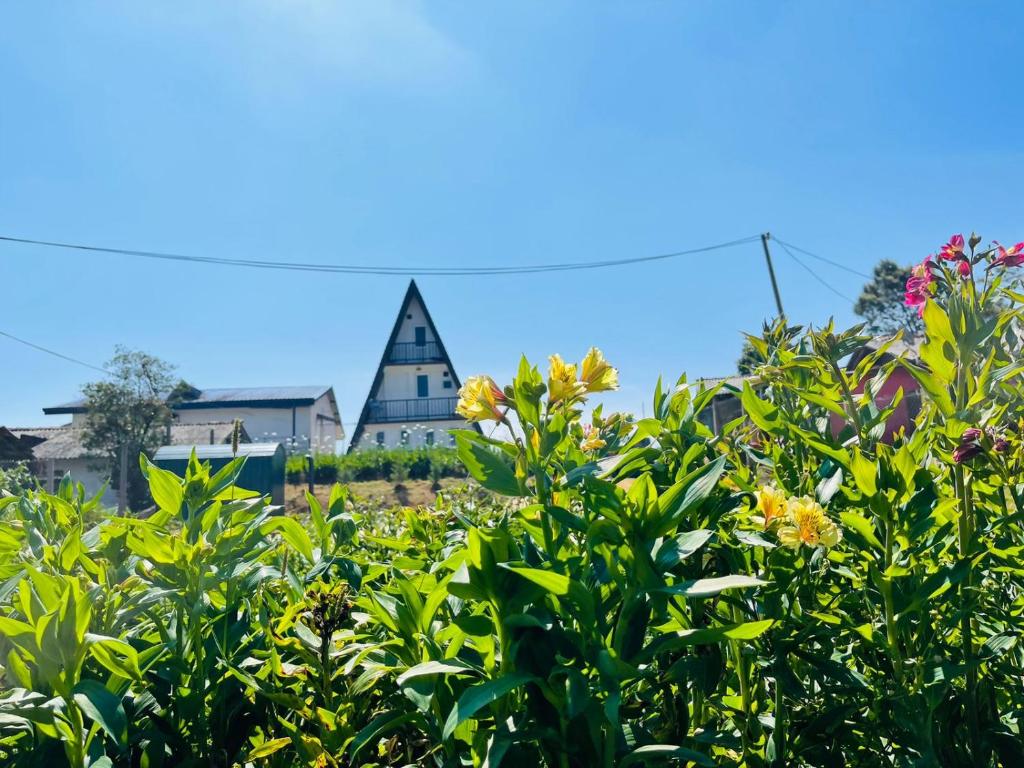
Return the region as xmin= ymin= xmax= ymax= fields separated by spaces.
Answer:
xmin=443 ymin=379 xmax=453 ymax=389
xmin=417 ymin=374 xmax=429 ymax=398
xmin=426 ymin=430 xmax=435 ymax=446
xmin=400 ymin=430 xmax=410 ymax=446
xmin=414 ymin=326 xmax=426 ymax=346
xmin=376 ymin=431 xmax=385 ymax=446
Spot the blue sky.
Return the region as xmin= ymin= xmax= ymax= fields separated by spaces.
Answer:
xmin=1 ymin=2 xmax=1021 ymax=443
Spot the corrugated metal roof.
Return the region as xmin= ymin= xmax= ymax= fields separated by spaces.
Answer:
xmin=154 ymin=442 xmax=284 ymax=461
xmin=45 ymin=385 xmax=333 ymax=414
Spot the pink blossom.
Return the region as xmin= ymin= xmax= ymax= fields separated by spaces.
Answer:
xmin=992 ymin=241 xmax=1024 ymax=269
xmin=957 ymin=259 xmax=972 ymax=279
xmin=961 ymin=428 xmax=982 ymax=442
xmin=953 ymin=442 xmax=983 ymax=463
xmin=939 ymin=234 xmax=965 ymax=261
xmin=904 ymin=256 xmax=934 ymax=316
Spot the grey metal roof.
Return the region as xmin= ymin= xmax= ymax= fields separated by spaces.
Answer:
xmin=45 ymin=385 xmax=333 ymax=414
xmin=154 ymin=442 xmax=284 ymax=461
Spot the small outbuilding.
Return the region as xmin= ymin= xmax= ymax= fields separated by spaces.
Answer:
xmin=153 ymin=442 xmax=286 ymax=506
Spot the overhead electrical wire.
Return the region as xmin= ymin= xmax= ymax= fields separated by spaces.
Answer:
xmin=773 ymin=238 xmax=857 ymax=304
xmin=770 ymin=235 xmax=872 ymax=280
xmin=0 ymin=329 xmax=108 ymax=374
xmin=0 ymin=233 xmax=762 ymax=276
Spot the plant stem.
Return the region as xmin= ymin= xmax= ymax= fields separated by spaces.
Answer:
xmin=731 ymin=603 xmax=753 ymax=762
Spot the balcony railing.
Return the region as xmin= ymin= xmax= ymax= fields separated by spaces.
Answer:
xmin=389 ymin=341 xmax=444 ymax=364
xmin=367 ymin=397 xmax=460 ymax=423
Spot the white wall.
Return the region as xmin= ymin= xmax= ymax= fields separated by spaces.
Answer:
xmin=378 ymin=362 xmax=455 ymax=400
xmin=43 ymin=458 xmax=117 ymax=506
xmin=353 ymin=420 xmax=463 ymax=451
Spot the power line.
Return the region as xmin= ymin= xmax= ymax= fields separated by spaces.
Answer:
xmin=0 ymin=233 xmax=761 ymax=276
xmin=0 ymin=329 xmax=108 ymax=374
xmin=770 ymin=235 xmax=872 ymax=280
xmin=773 ymin=239 xmax=857 ymax=304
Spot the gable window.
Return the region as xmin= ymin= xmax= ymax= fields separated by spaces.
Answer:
xmin=400 ymin=429 xmax=410 ymax=445
xmin=443 ymin=379 xmax=453 ymax=389
xmin=375 ymin=431 xmax=385 ymax=446
xmin=414 ymin=326 xmax=427 ymax=346
xmin=417 ymin=375 xmax=429 ymax=398
xmin=426 ymin=430 xmax=435 ymax=446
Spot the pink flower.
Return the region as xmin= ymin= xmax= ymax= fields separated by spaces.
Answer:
xmin=953 ymin=442 xmax=983 ymax=463
xmin=961 ymin=428 xmax=982 ymax=442
xmin=904 ymin=256 xmax=934 ymax=316
xmin=939 ymin=234 xmax=965 ymax=261
xmin=992 ymin=241 xmax=1024 ymax=269
xmin=957 ymin=259 xmax=972 ymax=279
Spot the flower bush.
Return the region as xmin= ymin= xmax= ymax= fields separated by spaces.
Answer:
xmin=0 ymin=232 xmax=1022 ymax=767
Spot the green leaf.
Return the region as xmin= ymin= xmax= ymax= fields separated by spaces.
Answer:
xmin=839 ymin=511 xmax=883 ymax=551
xmin=655 ymin=575 xmax=767 ymax=598
xmin=454 ymin=431 xmax=522 ymax=496
xmin=246 ymin=738 xmax=292 ymax=759
xmin=654 ymin=529 xmax=714 ymax=571
xmin=347 ymin=710 xmax=418 ymax=759
xmin=919 ymin=300 xmax=957 ymax=384
xmin=442 ymin=673 xmax=534 ymax=740
xmin=86 ymin=635 xmax=142 ymax=680
xmin=850 ymin=450 xmax=877 ymax=496
xmin=72 ymin=679 xmax=126 ymax=747
xmin=622 ymin=744 xmax=715 ymax=767
xmin=140 ymin=457 xmax=183 ymax=515
xmin=654 ymin=456 xmax=727 ymax=535
xmin=741 ymin=383 xmax=782 ymax=433
xmin=259 ymin=517 xmax=314 ymax=563
xmin=659 ymin=619 xmax=775 ymax=647
xmin=499 ymin=565 xmax=569 ymax=595
xmin=397 ymin=660 xmax=479 ymax=686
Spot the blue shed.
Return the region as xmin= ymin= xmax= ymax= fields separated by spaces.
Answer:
xmin=153 ymin=442 xmax=286 ymax=506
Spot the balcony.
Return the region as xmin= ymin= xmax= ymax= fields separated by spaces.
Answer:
xmin=366 ymin=397 xmax=460 ymax=424
xmin=389 ymin=341 xmax=444 ymax=364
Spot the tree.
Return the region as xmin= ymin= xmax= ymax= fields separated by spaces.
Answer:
xmin=81 ymin=348 xmax=176 ymax=511
xmin=854 ymin=259 xmax=922 ymax=337
xmin=736 ymin=339 xmax=763 ymax=375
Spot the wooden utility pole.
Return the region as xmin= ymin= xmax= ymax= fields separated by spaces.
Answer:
xmin=760 ymin=232 xmax=785 ymax=317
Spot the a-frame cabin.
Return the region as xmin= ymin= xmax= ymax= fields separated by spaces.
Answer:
xmin=348 ymin=280 xmax=480 ymax=452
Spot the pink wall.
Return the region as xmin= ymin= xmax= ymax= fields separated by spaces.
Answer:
xmin=830 ymin=366 xmax=921 ymax=442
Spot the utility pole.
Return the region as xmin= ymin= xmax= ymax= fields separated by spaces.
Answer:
xmin=760 ymin=232 xmax=785 ymax=318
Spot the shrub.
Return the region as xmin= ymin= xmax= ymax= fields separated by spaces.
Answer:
xmin=284 ymin=446 xmax=468 ymax=485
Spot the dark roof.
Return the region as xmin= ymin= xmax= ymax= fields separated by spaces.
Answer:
xmin=348 ymin=280 xmax=480 ymax=451
xmin=45 ymin=385 xmax=334 ymax=415
xmin=154 ymin=442 xmax=283 ymax=461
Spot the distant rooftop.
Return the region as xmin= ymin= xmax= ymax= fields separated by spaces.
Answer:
xmin=44 ymin=385 xmax=334 ymax=415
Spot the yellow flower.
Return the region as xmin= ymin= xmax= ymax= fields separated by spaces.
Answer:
xmin=755 ymin=485 xmax=787 ymax=528
xmin=580 ymin=425 xmax=606 ymax=452
xmin=777 ymin=497 xmax=842 ymax=550
xmin=548 ymin=354 xmax=585 ymax=403
xmin=580 ymin=347 xmax=619 ymax=393
xmin=456 ymin=375 xmax=506 ymax=422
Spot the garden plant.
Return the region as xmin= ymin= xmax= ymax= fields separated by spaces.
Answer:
xmin=0 ymin=232 xmax=1022 ymax=766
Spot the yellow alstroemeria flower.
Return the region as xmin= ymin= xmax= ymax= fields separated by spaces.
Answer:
xmin=580 ymin=425 xmax=606 ymax=452
xmin=777 ymin=497 xmax=842 ymax=550
xmin=548 ymin=354 xmax=585 ymax=403
xmin=580 ymin=347 xmax=619 ymax=393
xmin=755 ymin=485 xmax=788 ymax=528
xmin=456 ymin=375 xmax=506 ymax=422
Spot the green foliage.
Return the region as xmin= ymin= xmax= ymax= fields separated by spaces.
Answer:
xmin=80 ymin=347 xmax=176 ymax=509
xmin=285 ymin=446 xmax=468 ymax=485
xmin=2 ymin=233 xmax=1024 ymax=767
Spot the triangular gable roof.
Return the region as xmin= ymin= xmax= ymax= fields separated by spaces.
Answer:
xmin=348 ymin=280 xmax=479 ymax=451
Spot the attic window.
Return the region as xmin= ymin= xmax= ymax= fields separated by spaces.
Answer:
xmin=406 ymin=313 xmax=413 ymax=319
xmin=443 ymin=371 xmax=449 ymax=377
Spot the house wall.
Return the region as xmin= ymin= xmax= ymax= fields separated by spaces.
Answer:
xmin=828 ymin=366 xmax=921 ymax=440
xmin=42 ymin=458 xmax=117 ymax=506
xmin=174 ymin=399 xmax=341 ymax=455
xmin=308 ymin=395 xmax=343 ymax=453
xmin=353 ymin=420 xmax=463 ymax=451
xmin=394 ymin=301 xmax=434 ymax=344
xmin=378 ymin=363 xmax=455 ymax=400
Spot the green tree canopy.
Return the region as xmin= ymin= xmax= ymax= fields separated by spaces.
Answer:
xmin=81 ymin=348 xmax=176 ymax=510
xmin=853 ymin=259 xmax=922 ymax=337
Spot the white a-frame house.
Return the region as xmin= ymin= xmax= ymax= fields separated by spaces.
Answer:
xmin=348 ymin=280 xmax=480 ymax=451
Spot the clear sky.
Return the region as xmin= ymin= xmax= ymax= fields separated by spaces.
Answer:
xmin=1 ymin=2 xmax=1021 ymax=444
